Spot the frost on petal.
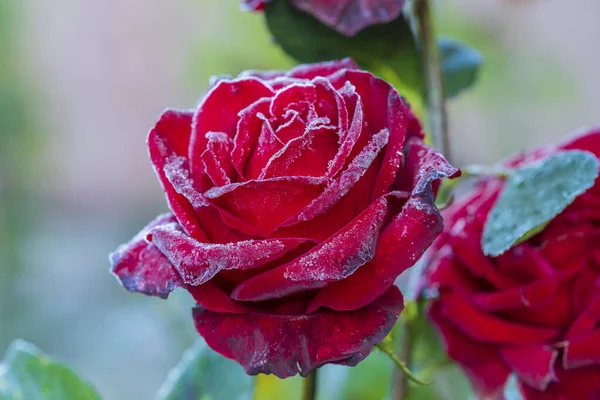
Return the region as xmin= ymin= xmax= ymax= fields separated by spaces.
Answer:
xmin=244 ymin=117 xmax=285 ymax=180
xmin=109 ymin=214 xmax=182 ymax=299
xmin=204 ymin=177 xmax=326 ymax=234
xmin=283 ymin=129 xmax=388 ymax=226
xmin=193 ymin=286 xmax=403 ymax=378
xmin=371 ymin=87 xmax=408 ymax=199
xmin=164 ymin=155 xmax=262 ymax=240
xmin=148 ymin=125 xmax=208 ymax=241
xmin=150 ymin=223 xmax=305 ymax=286
xmin=231 ymin=195 xmax=390 ymax=302
xmin=232 ymin=98 xmax=272 ymax=179
xmin=201 ymin=132 xmax=236 ymax=186
xmin=260 ymin=125 xmax=338 ymax=179
xmin=237 ymin=58 xmax=359 ymax=84
xmin=292 ymin=0 xmax=406 ymax=37
xmin=307 ymin=139 xmax=458 ymax=312
xmin=189 ymin=78 xmax=275 ymax=182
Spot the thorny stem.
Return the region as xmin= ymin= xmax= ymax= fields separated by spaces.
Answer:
xmin=416 ymin=0 xmax=450 ymax=160
xmin=301 ymin=370 xmax=318 ymax=400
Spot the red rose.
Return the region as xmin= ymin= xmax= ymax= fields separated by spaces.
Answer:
xmin=110 ymin=59 xmax=457 ymax=377
xmin=426 ymin=129 xmax=600 ymax=399
xmin=241 ymin=0 xmax=406 ymax=36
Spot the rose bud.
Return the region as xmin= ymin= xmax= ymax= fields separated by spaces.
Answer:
xmin=240 ymin=0 xmax=406 ymax=36
xmin=110 ymin=59 xmax=457 ymax=377
xmin=425 ymin=129 xmax=600 ymax=399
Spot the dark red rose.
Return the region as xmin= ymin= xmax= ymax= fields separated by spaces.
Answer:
xmin=425 ymin=129 xmax=600 ymax=399
xmin=240 ymin=0 xmax=406 ymax=36
xmin=240 ymin=0 xmax=265 ymax=11
xmin=110 ymin=59 xmax=457 ymax=377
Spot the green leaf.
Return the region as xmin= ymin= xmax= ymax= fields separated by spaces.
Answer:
xmin=439 ymin=38 xmax=483 ymax=98
xmin=0 ymin=339 xmax=101 ymax=400
xmin=482 ymin=150 xmax=599 ymax=256
xmin=157 ymin=341 xmax=253 ymax=400
xmin=264 ymin=0 xmax=423 ymax=113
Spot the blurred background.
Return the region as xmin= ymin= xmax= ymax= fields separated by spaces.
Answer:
xmin=0 ymin=0 xmax=599 ymax=398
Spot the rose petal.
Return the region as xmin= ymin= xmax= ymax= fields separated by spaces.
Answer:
xmin=471 ymin=278 xmax=558 ymax=312
xmin=519 ymin=366 xmax=600 ymax=400
xmin=193 ymin=286 xmax=403 ymax=378
xmin=201 ymin=132 xmax=236 ymax=186
xmin=271 ymin=155 xmax=380 ymax=241
xmin=231 ymin=98 xmax=272 ymax=179
xmin=109 ymin=214 xmax=182 ymax=299
xmin=566 ymin=293 xmax=600 ymax=340
xmin=187 ymin=282 xmax=254 ymax=314
xmin=429 ymin=301 xmax=510 ymax=398
xmin=150 ymin=223 xmax=304 ymax=286
xmin=562 ymin=328 xmax=600 ymax=369
xmin=148 ymin=110 xmax=208 ymax=241
xmin=231 ymin=195 xmax=390 ymax=302
xmin=189 ymin=78 xmax=275 ymax=182
xmin=369 ymin=82 xmax=409 ymax=199
xmin=307 ymin=139 xmax=456 ymax=312
xmin=164 ymin=155 xmax=261 ymax=240
xmin=283 ymin=128 xmax=389 ymax=226
xmin=244 ymin=118 xmax=285 ymax=180
xmin=325 ymin=84 xmax=366 ymax=178
xmin=204 ymin=176 xmax=327 ymax=234
xmin=291 ymin=0 xmax=406 ymax=37
xmin=438 ymin=291 xmax=559 ymax=345
xmin=260 ymin=125 xmax=339 ymax=179
xmin=559 ymin=127 xmax=600 ymax=159
xmin=499 ymin=346 xmax=558 ymax=390
xmin=238 ymin=58 xmax=359 ymax=83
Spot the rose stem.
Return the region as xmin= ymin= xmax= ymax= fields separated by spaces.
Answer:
xmin=391 ymin=323 xmax=413 ymax=399
xmin=391 ymin=0 xmax=448 ymax=398
xmin=416 ymin=0 xmax=449 ymax=159
xmin=301 ymin=371 xmax=318 ymax=400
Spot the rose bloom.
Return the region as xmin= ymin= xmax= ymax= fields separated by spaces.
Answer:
xmin=110 ymin=58 xmax=457 ymax=377
xmin=240 ymin=0 xmax=406 ymax=36
xmin=425 ymin=129 xmax=600 ymax=399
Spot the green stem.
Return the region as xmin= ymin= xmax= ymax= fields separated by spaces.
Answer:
xmin=377 ymin=342 xmax=430 ymax=388
xmin=416 ymin=0 xmax=449 ymax=159
xmin=390 ymin=321 xmax=413 ymax=399
xmin=301 ymin=371 xmax=317 ymax=400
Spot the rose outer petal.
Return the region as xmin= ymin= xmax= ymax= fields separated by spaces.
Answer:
xmin=291 ymin=0 xmax=406 ymax=37
xmin=429 ymin=301 xmax=511 ymax=398
xmin=150 ymin=223 xmax=304 ymax=286
xmin=307 ymin=138 xmax=458 ymax=312
xmin=230 ymin=194 xmax=391 ymax=302
xmin=148 ymin=109 xmax=209 ymax=241
xmin=193 ymin=286 xmax=403 ymax=378
xmin=499 ymin=346 xmax=558 ymax=390
xmin=109 ymin=214 xmax=183 ymax=299
xmin=238 ymin=58 xmax=359 ymax=84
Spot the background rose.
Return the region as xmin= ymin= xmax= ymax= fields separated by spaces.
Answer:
xmin=110 ymin=58 xmax=457 ymax=378
xmin=426 ymin=129 xmax=600 ymax=399
xmin=240 ymin=0 xmax=406 ymax=36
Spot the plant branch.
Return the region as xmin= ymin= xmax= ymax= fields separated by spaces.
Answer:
xmin=415 ymin=0 xmax=449 ymax=159
xmin=301 ymin=371 xmax=318 ymax=400
xmin=377 ymin=342 xmax=430 ymax=388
